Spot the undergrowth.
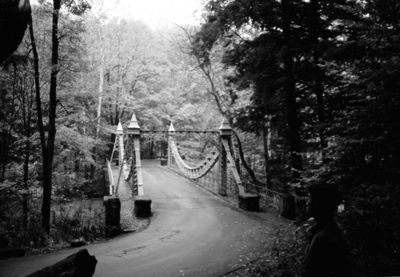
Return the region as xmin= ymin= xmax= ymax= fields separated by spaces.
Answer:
xmin=0 ymin=198 xmax=105 ymax=255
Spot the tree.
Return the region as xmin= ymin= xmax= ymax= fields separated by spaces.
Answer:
xmin=192 ymin=0 xmax=307 ymax=183
xmin=317 ymin=1 xmax=400 ymax=273
xmin=180 ymin=25 xmax=269 ymax=187
xmin=193 ymin=0 xmax=400 ymax=274
xmin=193 ymin=0 xmax=362 ymax=185
xmin=29 ymin=0 xmax=90 ymax=233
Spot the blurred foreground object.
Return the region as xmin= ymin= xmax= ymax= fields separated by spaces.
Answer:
xmin=26 ymin=249 xmax=97 ymax=277
xmin=0 ymin=0 xmax=31 ymax=63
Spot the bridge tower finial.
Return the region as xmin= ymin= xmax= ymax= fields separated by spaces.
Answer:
xmin=168 ymin=121 xmax=175 ymax=133
xmin=116 ymin=121 xmax=123 ymax=135
xmin=128 ymin=112 xmax=140 ymax=135
xmin=219 ymin=117 xmax=232 ymax=137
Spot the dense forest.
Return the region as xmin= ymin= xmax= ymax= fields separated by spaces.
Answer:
xmin=1 ymin=0 xmax=400 ymax=276
xmin=191 ymin=0 xmax=400 ymax=275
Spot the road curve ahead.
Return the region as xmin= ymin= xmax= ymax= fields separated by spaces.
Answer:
xmin=0 ymin=160 xmax=280 ymax=277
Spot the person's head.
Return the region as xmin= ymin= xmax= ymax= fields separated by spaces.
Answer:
xmin=307 ymin=184 xmax=342 ymax=221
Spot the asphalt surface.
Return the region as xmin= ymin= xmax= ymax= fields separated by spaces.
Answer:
xmin=0 ymin=160 xmax=280 ymax=277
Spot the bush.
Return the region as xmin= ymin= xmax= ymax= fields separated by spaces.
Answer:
xmin=340 ymin=182 xmax=400 ymax=276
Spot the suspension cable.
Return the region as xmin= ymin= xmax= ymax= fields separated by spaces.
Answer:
xmin=170 ymin=139 xmax=220 ymax=179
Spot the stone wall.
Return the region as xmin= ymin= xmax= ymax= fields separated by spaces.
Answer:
xmin=259 ymin=191 xmax=285 ymax=213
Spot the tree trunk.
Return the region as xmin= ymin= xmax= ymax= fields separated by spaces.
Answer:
xmin=281 ymin=0 xmax=303 ymax=177
xmin=21 ymin=84 xmax=32 ymax=230
xmin=29 ymin=0 xmax=61 ymax=234
xmin=309 ymin=0 xmax=327 ymax=155
xmin=232 ymin=130 xmax=265 ymax=187
xmin=96 ymin=62 xmax=104 ymax=139
xmin=28 ymin=14 xmax=45 ymax=152
xmin=92 ymin=59 xmax=105 ymax=180
xmin=41 ymin=159 xmax=52 ymax=233
xmin=22 ymin=133 xmax=30 ymax=230
xmin=315 ymin=78 xmax=326 ymax=150
xmin=262 ymin=123 xmax=271 ymax=189
xmin=39 ymin=0 xmax=61 ymax=234
xmin=22 ymin=193 xmax=28 ymax=230
xmin=284 ymin=74 xmax=303 ymax=175
xmin=29 ymin=10 xmax=47 ymax=232
xmin=47 ymin=0 xmax=60 ymax=171
xmin=150 ymin=140 xmax=154 ymax=158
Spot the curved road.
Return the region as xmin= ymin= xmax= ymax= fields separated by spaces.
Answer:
xmin=0 ymin=160 xmax=280 ymax=277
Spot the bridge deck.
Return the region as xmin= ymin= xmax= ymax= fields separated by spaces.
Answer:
xmin=0 ymin=160 xmax=283 ymax=277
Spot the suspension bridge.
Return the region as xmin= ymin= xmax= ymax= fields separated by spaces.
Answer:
xmin=0 ymin=113 xmax=290 ymax=277
xmin=105 ymin=113 xmax=268 ymax=230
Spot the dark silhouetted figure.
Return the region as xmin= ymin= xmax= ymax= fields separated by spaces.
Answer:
xmin=303 ymin=184 xmax=351 ymax=277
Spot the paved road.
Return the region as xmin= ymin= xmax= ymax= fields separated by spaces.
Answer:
xmin=0 ymin=160 xmax=280 ymax=277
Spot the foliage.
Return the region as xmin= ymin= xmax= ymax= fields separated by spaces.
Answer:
xmin=227 ymin=222 xmax=309 ymax=277
xmin=0 ymin=197 xmax=51 ymax=251
xmin=2 ymin=0 xmax=400 ymax=274
xmin=0 ymin=196 xmax=104 ymax=253
xmin=195 ymin=0 xmax=400 ymax=275
xmin=0 ymin=0 xmax=101 ymax=244
xmin=0 ymin=0 xmax=224 ymax=252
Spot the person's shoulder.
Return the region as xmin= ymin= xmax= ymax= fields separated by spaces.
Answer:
xmin=313 ymin=223 xmax=344 ymax=244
